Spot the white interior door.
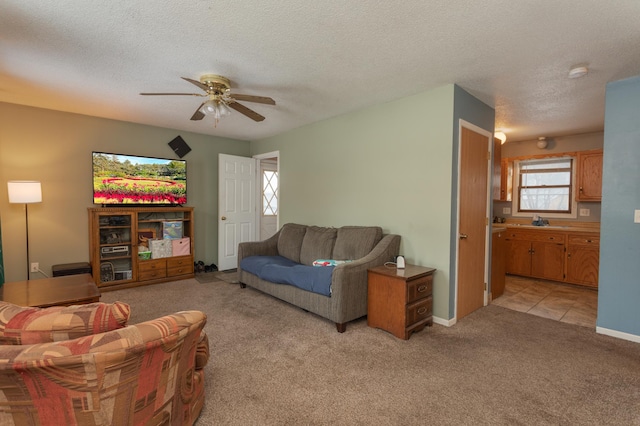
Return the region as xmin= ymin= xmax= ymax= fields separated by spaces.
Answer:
xmin=218 ymin=154 xmax=257 ymax=271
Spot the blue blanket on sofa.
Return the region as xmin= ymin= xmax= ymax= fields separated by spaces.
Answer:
xmin=240 ymin=255 xmax=334 ymax=296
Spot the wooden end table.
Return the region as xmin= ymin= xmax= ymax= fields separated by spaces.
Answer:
xmin=367 ymin=264 xmax=435 ymax=340
xmin=0 ymin=274 xmax=101 ymax=308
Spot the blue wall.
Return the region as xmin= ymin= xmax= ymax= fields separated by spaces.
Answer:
xmin=597 ymin=75 xmax=640 ymax=337
xmin=449 ymin=85 xmax=495 ymax=318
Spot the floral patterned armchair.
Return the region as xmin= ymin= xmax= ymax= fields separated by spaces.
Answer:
xmin=0 ymin=301 xmax=209 ymax=425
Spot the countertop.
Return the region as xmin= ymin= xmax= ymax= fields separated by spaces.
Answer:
xmin=492 ymin=223 xmax=600 ymax=234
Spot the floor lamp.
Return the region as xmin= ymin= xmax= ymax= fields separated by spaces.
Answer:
xmin=7 ymin=181 xmax=42 ymax=280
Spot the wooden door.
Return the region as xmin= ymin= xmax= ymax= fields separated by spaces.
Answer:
xmin=218 ymin=154 xmax=256 ymax=271
xmin=457 ymin=125 xmax=490 ymax=320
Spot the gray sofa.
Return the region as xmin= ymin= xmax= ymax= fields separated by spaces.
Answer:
xmin=237 ymin=223 xmax=401 ymax=332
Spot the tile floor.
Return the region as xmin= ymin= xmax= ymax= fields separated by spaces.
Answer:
xmin=491 ymin=275 xmax=598 ymax=328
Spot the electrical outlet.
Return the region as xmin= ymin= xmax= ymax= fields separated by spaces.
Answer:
xmin=502 ymin=207 xmax=511 ymax=214
xmin=579 ymin=208 xmax=590 ymax=217
xmin=30 ymin=262 xmax=39 ymax=273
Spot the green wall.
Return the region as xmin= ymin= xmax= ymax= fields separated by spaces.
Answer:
xmin=0 ymin=102 xmax=249 ymax=282
xmin=252 ymin=85 xmax=457 ymax=320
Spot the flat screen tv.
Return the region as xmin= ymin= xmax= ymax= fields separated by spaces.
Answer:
xmin=92 ymin=152 xmax=187 ymax=205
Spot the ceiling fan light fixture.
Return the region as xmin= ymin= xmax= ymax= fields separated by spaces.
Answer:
xmin=218 ymin=100 xmax=231 ymax=117
xmin=201 ymin=99 xmax=217 ymax=115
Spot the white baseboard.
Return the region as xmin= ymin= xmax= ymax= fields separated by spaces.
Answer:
xmin=596 ymin=326 xmax=640 ymax=343
xmin=433 ymin=316 xmax=456 ymax=327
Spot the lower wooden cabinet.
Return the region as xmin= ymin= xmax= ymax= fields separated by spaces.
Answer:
xmin=139 ymin=256 xmax=194 ymax=282
xmin=491 ymin=229 xmax=506 ymax=299
xmin=506 ymin=230 xmax=566 ymax=282
xmin=566 ymin=234 xmax=600 ymax=287
xmin=505 ymin=228 xmax=599 ymax=288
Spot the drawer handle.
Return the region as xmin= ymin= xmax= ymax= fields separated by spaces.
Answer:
xmin=549 ymin=237 xmax=554 ymax=240
xmin=417 ymin=285 xmax=427 ymax=293
xmin=587 ymin=239 xmax=592 ymax=243
xmin=417 ymin=307 xmax=427 ymax=315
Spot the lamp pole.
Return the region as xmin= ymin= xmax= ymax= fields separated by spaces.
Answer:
xmin=7 ymin=181 xmax=42 ymax=281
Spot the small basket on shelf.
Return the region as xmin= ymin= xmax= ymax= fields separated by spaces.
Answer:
xmin=138 ymin=251 xmax=152 ymax=260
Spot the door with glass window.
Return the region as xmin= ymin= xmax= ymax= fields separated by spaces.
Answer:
xmin=260 ymin=159 xmax=278 ymax=240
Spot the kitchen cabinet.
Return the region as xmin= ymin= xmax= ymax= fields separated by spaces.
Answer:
xmin=499 ymin=159 xmax=513 ymax=201
xmin=566 ymin=233 xmax=600 ymax=287
xmin=491 ymin=229 xmax=506 ymax=299
xmin=505 ymin=227 xmax=600 ymax=288
xmin=492 ymin=138 xmax=502 ymax=201
xmin=576 ymin=149 xmax=603 ymax=201
xmin=505 ymin=230 xmax=566 ymax=282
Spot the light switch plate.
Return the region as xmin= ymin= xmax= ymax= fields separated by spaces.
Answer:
xmin=579 ymin=208 xmax=590 ymax=217
xmin=635 ymin=209 xmax=640 ymax=223
xmin=502 ymin=207 xmax=511 ymax=214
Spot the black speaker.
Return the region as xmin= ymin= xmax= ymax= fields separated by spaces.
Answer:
xmin=168 ymin=135 xmax=191 ymax=158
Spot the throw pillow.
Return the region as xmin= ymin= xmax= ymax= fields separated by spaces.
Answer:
xmin=0 ymin=301 xmax=131 ymax=345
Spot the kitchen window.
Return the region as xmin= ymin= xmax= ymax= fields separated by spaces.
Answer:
xmin=516 ymin=157 xmax=573 ymax=214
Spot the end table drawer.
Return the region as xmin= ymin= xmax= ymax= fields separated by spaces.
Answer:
xmin=406 ymin=296 xmax=433 ymax=326
xmin=407 ymin=275 xmax=433 ymax=304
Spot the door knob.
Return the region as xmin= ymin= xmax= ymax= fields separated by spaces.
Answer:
xmin=221 ymin=216 xmax=227 ymax=220
xmin=459 ymin=233 xmax=468 ymax=239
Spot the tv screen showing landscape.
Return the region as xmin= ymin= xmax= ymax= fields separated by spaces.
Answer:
xmin=92 ymin=152 xmax=187 ymax=205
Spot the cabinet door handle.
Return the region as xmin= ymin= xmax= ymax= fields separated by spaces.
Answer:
xmin=417 ymin=285 xmax=427 ymax=293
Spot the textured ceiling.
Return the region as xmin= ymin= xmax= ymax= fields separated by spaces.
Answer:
xmin=2 ymin=1 xmax=640 ymax=142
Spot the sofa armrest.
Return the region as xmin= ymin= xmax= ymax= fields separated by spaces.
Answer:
xmin=330 ymin=234 xmax=401 ymax=313
xmin=237 ymin=231 xmax=280 ymax=267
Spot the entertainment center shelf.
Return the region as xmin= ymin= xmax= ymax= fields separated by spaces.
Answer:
xmin=88 ymin=206 xmax=194 ymax=291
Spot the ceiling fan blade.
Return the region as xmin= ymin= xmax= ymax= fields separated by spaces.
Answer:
xmin=181 ymin=77 xmax=209 ymax=92
xmin=190 ymin=103 xmax=206 ymax=121
xmin=140 ymin=92 xmax=205 ymax=96
xmin=231 ymin=94 xmax=276 ymax=105
xmin=228 ymin=101 xmax=266 ymax=122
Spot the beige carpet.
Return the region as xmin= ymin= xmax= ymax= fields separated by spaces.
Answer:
xmin=100 ymin=278 xmax=640 ymax=425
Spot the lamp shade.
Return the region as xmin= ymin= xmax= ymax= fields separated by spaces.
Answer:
xmin=7 ymin=181 xmax=42 ymax=204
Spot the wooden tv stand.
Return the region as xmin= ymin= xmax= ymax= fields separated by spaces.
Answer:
xmin=88 ymin=207 xmax=195 ymax=291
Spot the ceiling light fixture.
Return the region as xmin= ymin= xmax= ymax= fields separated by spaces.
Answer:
xmin=201 ymin=97 xmax=231 ymax=126
xmin=568 ymin=66 xmax=589 ymax=79
xmin=537 ymin=137 xmax=548 ymax=149
xmin=494 ymin=131 xmax=507 ymax=144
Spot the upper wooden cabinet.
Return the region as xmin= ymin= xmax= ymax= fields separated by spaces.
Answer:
xmin=492 ymin=138 xmax=502 ymax=201
xmin=576 ymin=149 xmax=603 ymax=202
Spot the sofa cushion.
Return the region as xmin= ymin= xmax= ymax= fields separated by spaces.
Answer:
xmin=0 ymin=301 xmax=131 ymax=345
xmin=299 ymin=226 xmax=337 ymax=265
xmin=277 ymin=223 xmax=308 ymax=263
xmin=333 ymin=226 xmax=383 ymax=260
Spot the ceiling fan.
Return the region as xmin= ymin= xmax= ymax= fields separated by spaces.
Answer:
xmin=140 ymin=74 xmax=275 ymax=124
